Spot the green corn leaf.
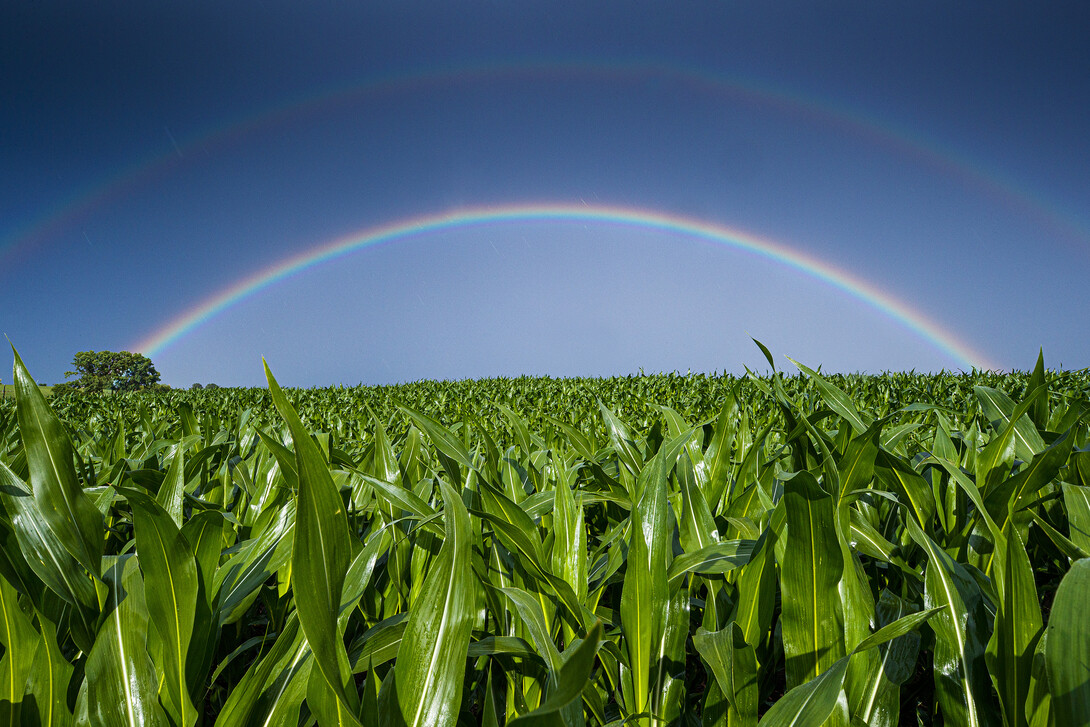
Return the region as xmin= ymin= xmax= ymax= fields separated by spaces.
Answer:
xmin=0 ymin=460 xmax=99 ymax=653
xmin=789 ymin=358 xmax=869 ymax=435
xmin=500 ymin=586 xmax=564 ymax=677
xmin=552 ymin=475 xmax=588 ymax=613
xmin=249 ymin=644 xmax=313 ymax=727
xmin=213 ymin=613 xmax=304 ymax=727
xmin=81 ymin=555 xmax=169 ymax=727
xmin=356 ymin=472 xmax=442 ymax=537
xmin=24 ymin=611 xmax=75 ymax=727
xmin=667 ymin=539 xmax=755 ymax=588
xmin=853 ymin=591 xmax=922 ymax=727
xmin=349 ymin=616 xmax=408 ymax=671
xmin=1044 ymin=558 xmax=1090 ymax=727
xmin=779 ymin=471 xmax=845 ymax=690
xmin=974 ymin=385 xmax=1046 ymax=462
xmin=694 ymin=622 xmax=758 ymax=727
xmin=1026 ymin=350 xmax=1049 ymax=430
xmin=653 ymin=582 xmax=690 ymax=724
xmin=481 ymin=664 xmax=500 ymax=727
xmin=507 ymin=621 xmax=604 ymax=727
xmin=734 ymin=528 xmax=778 ymax=649
xmin=254 ymin=428 xmax=299 ymax=492
xmin=599 ymin=402 xmax=644 ymax=479
xmin=307 ymin=658 xmax=363 ymax=727
xmin=398 ymin=406 xmax=474 ymax=481
xmin=874 ymin=450 xmax=935 ymax=529
xmin=758 ymin=607 xmax=941 ymax=727
xmin=379 ymin=481 xmax=475 ymax=727
xmin=12 ymin=348 xmax=104 ymax=579
xmin=757 ymin=655 xmax=849 ymax=727
xmin=155 ymin=445 xmax=187 ymax=527
xmin=0 ymin=573 xmax=38 ymax=723
xmin=117 ymin=487 xmax=200 ymax=727
xmin=987 ymin=428 xmax=1074 ymax=529
xmin=1025 ymin=626 xmax=1051 ymax=727
xmin=359 ymin=656 xmax=380 ymax=727
xmin=905 ymin=516 xmax=997 ymax=727
xmin=620 ymin=428 xmax=692 ymax=720
xmin=264 ymin=360 xmax=359 ymax=719
xmin=986 ymin=521 xmax=1043 ymax=727
xmin=0 ymin=516 xmax=44 ymax=611
xmin=181 ymin=509 xmax=226 ymax=602
xmin=677 ymin=449 xmax=719 ymax=555
xmin=704 ymin=386 xmax=740 ymax=511
xmin=1063 ymin=484 xmax=1090 ymax=553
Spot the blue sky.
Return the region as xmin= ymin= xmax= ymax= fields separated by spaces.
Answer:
xmin=2 ymin=1 xmax=1088 ymax=386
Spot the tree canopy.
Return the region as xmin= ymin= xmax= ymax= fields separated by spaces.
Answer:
xmin=64 ymin=350 xmax=161 ymax=392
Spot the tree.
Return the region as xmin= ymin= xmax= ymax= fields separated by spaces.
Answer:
xmin=64 ymin=351 xmax=161 ymax=393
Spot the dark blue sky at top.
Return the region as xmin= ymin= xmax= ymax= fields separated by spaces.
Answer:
xmin=1 ymin=1 xmax=1088 ymax=386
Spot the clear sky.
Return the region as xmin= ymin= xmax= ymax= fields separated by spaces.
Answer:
xmin=2 ymin=1 xmax=1088 ymax=386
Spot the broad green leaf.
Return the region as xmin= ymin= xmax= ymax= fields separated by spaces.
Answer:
xmin=118 ymin=487 xmax=200 ymax=727
xmin=677 ymin=449 xmax=719 ymax=555
xmin=1027 ymin=350 xmax=1049 ymax=430
xmin=694 ymin=622 xmax=758 ymax=727
xmin=398 ymin=406 xmax=474 ymax=481
xmin=734 ymin=528 xmax=777 ymax=649
xmin=653 ymin=582 xmax=690 ymax=724
xmin=620 ymin=428 xmax=692 ymax=720
xmin=667 ymin=539 xmax=755 ymax=587
xmin=500 ymin=586 xmax=564 ymax=677
xmin=779 ymin=472 xmax=845 ymax=690
xmin=1044 ymin=558 xmax=1090 ymax=727
xmin=1064 ymin=484 xmax=1090 ymax=553
xmin=155 ymin=445 xmax=187 ymax=527
xmin=0 ymin=573 xmax=37 ymax=723
xmin=24 ymin=611 xmax=75 ymax=727
xmin=704 ymin=387 xmax=740 ymax=510
xmin=12 ymin=349 xmax=104 ymax=577
xmin=379 ymin=481 xmax=475 ymax=727
xmin=758 ymin=607 xmax=941 ymax=727
xmin=0 ymin=461 xmax=99 ymax=653
xmin=790 ymin=358 xmax=869 ymax=435
xmin=507 ymin=622 xmax=604 ymax=727
xmin=265 ymin=360 xmax=359 ymax=719
xmin=756 ymin=656 xmax=849 ymax=727
xmin=905 ymin=516 xmax=997 ymax=727
xmin=81 ymin=555 xmax=169 ymax=727
xmin=974 ymin=385 xmax=1045 ymax=462
xmin=986 ymin=522 xmax=1042 ymax=727
xmin=853 ymin=591 xmax=921 ymax=727
xmin=598 ymin=402 xmax=644 ymax=479
xmin=988 ymin=428 xmax=1074 ymax=529
xmin=874 ymin=450 xmax=935 ymax=528
xmin=348 ymin=617 xmax=407 ymax=671
xmin=552 ymin=475 xmax=587 ymax=611
xmin=213 ymin=614 xmax=305 ymax=727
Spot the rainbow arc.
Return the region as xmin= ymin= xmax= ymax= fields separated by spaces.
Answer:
xmin=132 ymin=203 xmax=997 ymax=371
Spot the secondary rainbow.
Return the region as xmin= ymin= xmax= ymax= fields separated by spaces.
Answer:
xmin=133 ymin=203 xmax=996 ymax=370
xmin=6 ymin=60 xmax=1087 ymax=270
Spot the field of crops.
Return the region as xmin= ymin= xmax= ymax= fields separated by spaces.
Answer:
xmin=1 ymin=349 xmax=1088 ymax=726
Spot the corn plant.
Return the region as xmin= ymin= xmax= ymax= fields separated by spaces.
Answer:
xmin=0 ymin=347 xmax=1087 ymax=726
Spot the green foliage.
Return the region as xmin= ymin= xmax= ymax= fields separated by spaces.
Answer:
xmin=64 ymin=349 xmax=161 ymax=392
xmin=0 ymin=349 xmax=1087 ymax=725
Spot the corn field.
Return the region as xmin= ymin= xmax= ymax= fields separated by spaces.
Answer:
xmin=0 ymin=348 xmax=1088 ymax=726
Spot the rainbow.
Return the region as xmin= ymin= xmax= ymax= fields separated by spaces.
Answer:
xmin=4 ymin=59 xmax=1087 ymax=270
xmin=131 ymin=203 xmax=997 ymax=371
